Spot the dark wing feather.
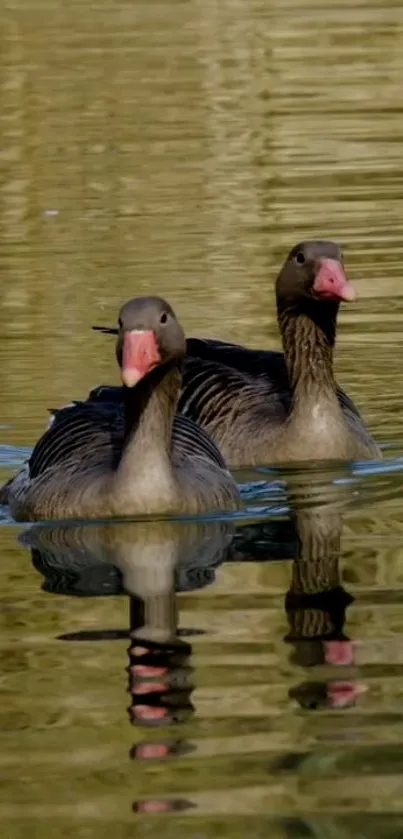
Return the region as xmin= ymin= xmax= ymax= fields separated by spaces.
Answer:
xmin=186 ymin=337 xmax=362 ymax=420
xmin=81 ymin=383 xmax=228 ymax=467
xmin=90 ymin=334 xmax=361 ymax=419
xmin=174 ymin=414 xmax=228 ymax=469
xmin=335 ymin=386 xmax=363 ymax=420
xmin=186 ymin=338 xmax=288 ymax=382
xmin=43 ymin=396 xmax=227 ymax=477
xmin=91 ymin=331 xmax=362 ymax=421
xmin=29 ymin=402 xmax=122 ymax=479
xmin=179 ymin=357 xmax=275 ymax=424
xmin=86 ymin=385 xmax=125 ymax=406
xmin=86 ymin=356 xmax=288 ymax=430
xmin=73 ymin=339 xmax=361 ymax=453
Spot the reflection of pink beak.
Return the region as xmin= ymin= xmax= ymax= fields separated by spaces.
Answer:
xmin=327 ymin=680 xmax=368 ymax=708
xmin=313 ymin=258 xmax=356 ymax=302
xmin=134 ymin=742 xmax=170 ymax=760
xmin=121 ymin=330 xmax=161 ymax=387
xmin=324 ymin=639 xmax=355 ymax=667
xmin=134 ymin=799 xmax=174 ymax=813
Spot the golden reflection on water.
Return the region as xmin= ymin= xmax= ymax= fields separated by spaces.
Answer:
xmin=2 ymin=0 xmax=403 ymax=835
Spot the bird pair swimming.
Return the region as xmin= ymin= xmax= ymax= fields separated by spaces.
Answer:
xmin=1 ymin=240 xmax=380 ymax=521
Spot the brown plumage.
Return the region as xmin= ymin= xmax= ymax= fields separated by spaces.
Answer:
xmin=3 ymin=297 xmax=240 ymax=521
xmin=89 ymin=241 xmax=380 ymax=468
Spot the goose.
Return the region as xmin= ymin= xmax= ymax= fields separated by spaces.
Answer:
xmin=1 ymin=296 xmax=241 ymax=520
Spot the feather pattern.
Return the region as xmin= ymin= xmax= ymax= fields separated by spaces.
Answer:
xmin=81 ymin=338 xmax=375 ymax=468
xmin=47 ymin=391 xmax=227 ymax=472
xmin=81 ymin=241 xmax=380 ymax=467
xmin=2 ymin=298 xmax=240 ymax=520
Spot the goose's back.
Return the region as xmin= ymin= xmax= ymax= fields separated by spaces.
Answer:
xmin=183 ymin=338 xmax=379 ymax=462
xmin=30 ymin=401 xmax=121 ymax=478
xmin=186 ymin=337 xmax=363 ymax=420
xmin=3 ymin=391 xmax=239 ymax=519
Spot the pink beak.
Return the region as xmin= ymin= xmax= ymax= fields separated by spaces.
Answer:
xmin=313 ymin=258 xmax=356 ymax=302
xmin=121 ymin=330 xmax=161 ymax=387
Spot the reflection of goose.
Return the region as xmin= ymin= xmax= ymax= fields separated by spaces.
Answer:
xmin=2 ymin=296 xmax=240 ymax=520
xmin=284 ymin=500 xmax=366 ymax=712
xmin=24 ymin=518 xmax=208 ymax=817
xmin=20 ymin=518 xmax=234 ymax=597
xmin=21 ymin=519 xmax=230 ymax=764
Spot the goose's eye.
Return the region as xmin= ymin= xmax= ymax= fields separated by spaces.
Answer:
xmin=160 ymin=312 xmax=168 ymax=325
xmin=295 ymin=251 xmax=305 ymax=265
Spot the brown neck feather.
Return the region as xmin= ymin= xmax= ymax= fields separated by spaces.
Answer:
xmin=120 ymin=360 xmax=182 ymax=468
xmin=277 ymin=297 xmax=339 ymax=406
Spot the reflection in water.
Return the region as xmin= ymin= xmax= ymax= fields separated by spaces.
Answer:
xmin=1 ymin=0 xmax=403 ymax=830
xmin=286 ymin=507 xmax=362 ymax=712
xmin=21 ymin=518 xmax=232 ymax=815
xmin=128 ymin=597 xmax=194 ymax=729
xmin=284 ymin=477 xmax=366 ymax=715
xmin=127 ymin=575 xmax=196 ymax=814
xmin=22 ymin=518 xmax=232 ymax=598
xmin=18 ymin=491 xmax=369 ymax=820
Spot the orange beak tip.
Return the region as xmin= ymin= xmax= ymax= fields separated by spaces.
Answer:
xmin=121 ymin=368 xmax=143 ymax=388
xmin=342 ymin=284 xmax=357 ymax=303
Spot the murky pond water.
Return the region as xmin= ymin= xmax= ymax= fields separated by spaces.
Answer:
xmin=2 ymin=0 xmax=403 ymax=835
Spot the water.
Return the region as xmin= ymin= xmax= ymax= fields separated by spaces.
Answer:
xmin=2 ymin=0 xmax=403 ymax=835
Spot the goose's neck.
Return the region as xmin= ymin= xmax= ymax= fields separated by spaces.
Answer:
xmin=277 ymin=300 xmax=339 ymax=413
xmin=117 ymin=361 xmax=182 ymax=484
xmin=291 ymin=506 xmax=343 ymax=594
